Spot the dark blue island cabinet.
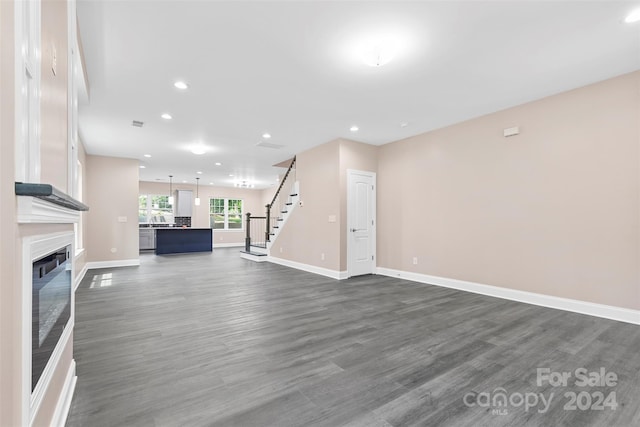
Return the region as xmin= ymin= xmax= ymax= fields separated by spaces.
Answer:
xmin=155 ymin=228 xmax=213 ymax=255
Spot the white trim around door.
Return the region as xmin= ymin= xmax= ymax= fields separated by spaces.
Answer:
xmin=347 ymin=169 xmax=376 ymax=278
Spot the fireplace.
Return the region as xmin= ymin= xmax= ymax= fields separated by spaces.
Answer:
xmin=31 ymin=244 xmax=72 ymax=391
xmin=16 ymin=181 xmax=88 ymax=424
xmin=22 ymin=231 xmax=75 ymax=420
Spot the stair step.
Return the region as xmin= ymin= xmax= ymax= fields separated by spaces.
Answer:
xmin=285 ymin=202 xmax=293 ymax=206
xmin=290 ymin=193 xmax=298 ymax=197
xmin=269 ymin=233 xmax=275 ymax=236
xmin=277 ymin=218 xmax=283 ymax=221
xmin=281 ymin=210 xmax=287 ymax=214
xmin=240 ymin=250 xmax=267 ymax=257
xmin=273 ymin=226 xmax=279 ymax=229
xmin=240 ymin=250 xmax=268 ymax=263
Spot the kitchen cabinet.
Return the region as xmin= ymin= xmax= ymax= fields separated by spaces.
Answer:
xmin=139 ymin=228 xmax=156 ymax=250
xmin=174 ymin=190 xmax=193 ymax=217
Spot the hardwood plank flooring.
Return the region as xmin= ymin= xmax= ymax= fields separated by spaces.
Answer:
xmin=66 ymin=249 xmax=639 ymax=426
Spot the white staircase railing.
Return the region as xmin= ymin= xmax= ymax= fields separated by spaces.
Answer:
xmin=244 ymin=157 xmax=297 ymax=255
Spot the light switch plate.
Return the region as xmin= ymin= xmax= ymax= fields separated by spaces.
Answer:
xmin=328 ymin=215 xmax=336 ymax=223
xmin=117 ymin=216 xmax=127 ymax=222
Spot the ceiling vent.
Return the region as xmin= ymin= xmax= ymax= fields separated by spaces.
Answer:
xmin=256 ymin=141 xmax=284 ymax=149
xmin=132 ymin=120 xmax=144 ymax=127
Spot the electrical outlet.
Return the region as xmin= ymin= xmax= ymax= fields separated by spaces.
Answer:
xmin=321 ymin=253 xmax=325 ymax=261
xmin=111 ymin=248 xmax=117 ymax=253
xmin=413 ymin=257 xmax=418 ymax=265
xmin=280 ymin=247 xmax=283 ymax=253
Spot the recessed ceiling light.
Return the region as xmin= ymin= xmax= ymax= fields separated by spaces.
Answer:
xmin=139 ymin=165 xmax=146 ymax=169
xmin=399 ymin=122 xmax=409 ymax=128
xmin=161 ymin=113 xmax=172 ymax=120
xmin=209 ymin=182 xmax=214 ymax=185
xmin=182 ymin=180 xmax=187 ymax=183
xmin=350 ymin=125 xmax=359 ymax=132
xmin=229 ymin=174 xmax=234 ymax=177
xmin=144 ymin=154 xmax=151 ymax=158
xmin=262 ymin=133 xmax=271 ymax=139
xmin=625 ymin=8 xmax=640 ymax=23
xmin=215 ymin=162 xmax=222 ymax=166
xmin=174 ymin=81 xmax=189 ymax=90
xmin=197 ymin=171 xmax=202 ymax=174
xmin=191 ymin=145 xmax=207 ymax=155
xmin=362 ymin=40 xmax=396 ymax=67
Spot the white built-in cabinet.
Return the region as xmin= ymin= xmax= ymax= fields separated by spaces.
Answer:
xmin=174 ymin=190 xmax=193 ymax=217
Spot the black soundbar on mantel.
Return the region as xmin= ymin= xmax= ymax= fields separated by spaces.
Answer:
xmin=15 ymin=182 xmax=89 ymax=211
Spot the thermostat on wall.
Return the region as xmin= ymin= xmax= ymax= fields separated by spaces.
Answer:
xmin=504 ymin=126 xmax=520 ymax=137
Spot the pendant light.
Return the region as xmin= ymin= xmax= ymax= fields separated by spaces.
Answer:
xmin=195 ymin=177 xmax=201 ymax=206
xmin=168 ymin=175 xmax=174 ymax=204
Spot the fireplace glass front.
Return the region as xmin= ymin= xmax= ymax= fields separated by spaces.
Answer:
xmin=32 ymin=244 xmax=72 ymax=391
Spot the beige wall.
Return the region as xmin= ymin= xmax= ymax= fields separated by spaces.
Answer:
xmin=272 ymin=139 xmax=342 ymax=270
xmin=86 ymin=155 xmax=140 ymax=262
xmin=0 ymin=1 xmax=20 ymax=424
xmin=378 ymin=71 xmax=640 ymax=310
xmin=272 ymin=72 xmax=638 ymax=311
xmin=139 ymin=181 xmax=265 ymax=245
xmin=260 ymin=186 xmax=275 ymax=211
xmin=40 ymin=0 xmax=69 ymax=192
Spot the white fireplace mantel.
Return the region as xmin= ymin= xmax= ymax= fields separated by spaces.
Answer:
xmin=17 ymin=196 xmax=81 ymax=224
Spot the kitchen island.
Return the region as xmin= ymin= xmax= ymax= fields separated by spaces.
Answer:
xmin=155 ymin=228 xmax=213 ymax=255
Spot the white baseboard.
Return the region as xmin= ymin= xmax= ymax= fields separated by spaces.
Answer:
xmin=269 ymin=256 xmax=347 ymax=280
xmin=376 ymin=267 xmax=640 ymax=325
xmin=74 ymin=263 xmax=88 ymax=291
xmin=51 ymin=360 xmax=77 ymax=427
xmin=214 ymin=243 xmax=244 ymax=248
xmin=86 ymin=259 xmax=140 ymax=270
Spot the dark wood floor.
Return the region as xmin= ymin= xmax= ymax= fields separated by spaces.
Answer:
xmin=66 ymin=248 xmax=640 ymax=427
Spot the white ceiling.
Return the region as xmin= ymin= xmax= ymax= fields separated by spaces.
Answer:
xmin=76 ymin=1 xmax=640 ymax=189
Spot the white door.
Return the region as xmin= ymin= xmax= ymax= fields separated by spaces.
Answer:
xmin=347 ymin=170 xmax=376 ymax=277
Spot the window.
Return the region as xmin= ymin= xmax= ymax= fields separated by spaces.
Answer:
xmin=139 ymin=195 xmax=174 ymax=224
xmin=209 ymin=198 xmax=243 ymax=230
xmin=138 ymin=195 xmax=149 ymax=223
xmin=210 ymin=198 xmax=224 ymax=229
